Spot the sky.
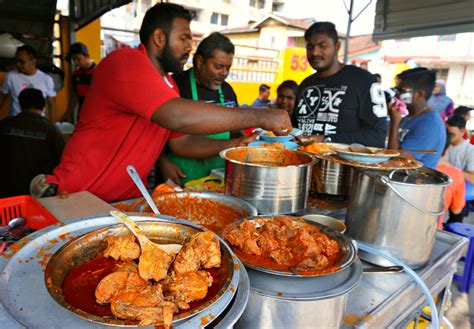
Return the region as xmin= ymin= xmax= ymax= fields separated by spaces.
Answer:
xmin=283 ymin=0 xmax=377 ymax=36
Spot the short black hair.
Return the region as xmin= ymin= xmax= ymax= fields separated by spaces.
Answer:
xmin=454 ymin=106 xmax=472 ymax=117
xmin=398 ymin=67 xmax=436 ymax=100
xmin=19 ymin=88 xmax=45 ymax=111
xmin=193 ymin=32 xmax=234 ymax=67
xmin=259 ymin=84 xmax=270 ymax=93
xmin=447 ymin=115 xmax=467 ymax=130
xmin=139 ymin=3 xmax=194 ymax=44
xmin=70 ymin=42 xmax=89 ymax=56
xmin=304 ymin=21 xmax=338 ymax=44
xmin=16 ymin=45 xmax=37 ymax=59
xmin=277 ymin=80 xmax=298 ymax=96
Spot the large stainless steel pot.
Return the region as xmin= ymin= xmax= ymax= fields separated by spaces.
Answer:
xmin=312 ymin=159 xmax=353 ymax=196
xmin=236 ymin=258 xmax=363 ymax=328
xmin=220 ymin=147 xmax=317 ymax=214
xmin=346 ymin=168 xmax=451 ymax=268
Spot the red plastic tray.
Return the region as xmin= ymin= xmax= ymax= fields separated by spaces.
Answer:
xmin=0 ymin=195 xmax=58 ymax=230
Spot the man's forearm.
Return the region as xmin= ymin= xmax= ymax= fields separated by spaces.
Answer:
xmin=168 ymin=135 xmax=239 ymax=159
xmin=463 ymin=171 xmax=474 ymax=183
xmin=387 ymin=120 xmax=401 ymax=150
xmin=152 ymin=98 xmax=290 ymax=135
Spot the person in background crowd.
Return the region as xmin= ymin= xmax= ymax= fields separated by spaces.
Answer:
xmin=274 ymin=79 xmax=298 ymax=117
xmin=159 ymin=32 xmax=255 ymax=184
xmin=437 ymin=130 xmax=466 ymax=227
xmin=446 ymin=115 xmax=474 ymax=183
xmin=388 ymin=68 xmax=446 ymax=169
xmin=31 ymin=3 xmax=290 ymax=202
xmin=61 ymin=42 xmax=96 ymax=123
xmin=428 ymin=79 xmax=454 ymax=121
xmin=293 ymin=22 xmax=387 ymax=147
xmin=0 ymin=45 xmax=56 ymax=121
xmin=373 ymin=73 xmax=382 ymax=83
xmin=251 ymin=84 xmax=271 ymax=107
xmin=0 ymin=88 xmax=64 ymax=197
xmin=452 ymin=106 xmax=472 ymax=142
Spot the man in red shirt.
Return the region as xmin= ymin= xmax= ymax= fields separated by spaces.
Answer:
xmin=31 ymin=3 xmax=291 ymax=202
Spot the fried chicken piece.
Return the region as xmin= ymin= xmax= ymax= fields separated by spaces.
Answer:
xmin=103 ymin=234 xmax=140 ymax=260
xmin=115 ymin=260 xmax=139 ymax=273
xmin=138 ymin=245 xmax=174 ymax=282
xmin=296 ymin=255 xmax=329 ymax=270
xmin=173 ymin=231 xmax=221 ymax=275
xmin=165 ymin=271 xmax=212 ymax=310
xmin=312 ymin=233 xmax=340 ymax=257
xmin=95 ymin=271 xmax=148 ymax=304
xmin=111 ymin=285 xmax=177 ymax=329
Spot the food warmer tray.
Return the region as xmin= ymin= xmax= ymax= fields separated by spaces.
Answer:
xmin=0 ymin=215 xmax=249 ymax=328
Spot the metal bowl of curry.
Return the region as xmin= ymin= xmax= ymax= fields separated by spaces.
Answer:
xmin=44 ymin=218 xmax=240 ymax=327
xmin=223 ymin=215 xmax=356 ymax=277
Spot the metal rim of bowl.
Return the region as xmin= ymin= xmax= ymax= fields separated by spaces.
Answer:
xmin=219 ymin=146 xmax=318 ymax=168
xmin=223 ymin=215 xmax=356 ymax=278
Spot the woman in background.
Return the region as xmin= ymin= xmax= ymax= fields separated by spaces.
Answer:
xmin=428 ymin=79 xmax=454 ymax=121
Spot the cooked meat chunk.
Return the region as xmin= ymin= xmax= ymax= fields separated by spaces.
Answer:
xmin=173 ymin=231 xmax=221 ymax=275
xmin=165 ymin=270 xmax=212 ymax=310
xmin=103 ymin=234 xmax=140 ymax=260
xmin=138 ymin=244 xmax=174 ymax=282
xmin=95 ymin=271 xmax=148 ymax=304
xmin=224 ymin=216 xmax=341 ymax=271
xmin=111 ymin=285 xmax=177 ymax=329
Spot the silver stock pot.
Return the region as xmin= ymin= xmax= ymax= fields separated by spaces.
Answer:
xmin=220 ymin=147 xmax=317 ymax=214
xmin=346 ymin=168 xmax=451 ymax=268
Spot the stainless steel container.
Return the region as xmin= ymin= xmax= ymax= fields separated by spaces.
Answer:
xmin=312 ymin=159 xmax=353 ymax=196
xmin=346 ymin=168 xmax=451 ymax=268
xmin=220 ymin=147 xmax=317 ymax=214
xmin=236 ymin=258 xmax=363 ymax=329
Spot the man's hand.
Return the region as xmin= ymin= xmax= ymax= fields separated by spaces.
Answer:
xmin=235 ymin=131 xmax=259 ymax=147
xmin=157 ymin=155 xmax=186 ymax=185
xmin=256 ymin=109 xmax=292 ymax=135
xmin=388 ymin=102 xmax=403 ymax=124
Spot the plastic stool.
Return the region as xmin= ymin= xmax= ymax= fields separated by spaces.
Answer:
xmin=444 ymin=222 xmax=474 ymax=293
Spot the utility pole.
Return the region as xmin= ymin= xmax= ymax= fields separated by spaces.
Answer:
xmin=343 ymin=0 xmax=373 ymax=64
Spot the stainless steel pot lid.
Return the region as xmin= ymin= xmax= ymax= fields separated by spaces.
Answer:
xmin=358 ymin=167 xmax=451 ymax=186
xmin=247 ymin=257 xmax=363 ymax=301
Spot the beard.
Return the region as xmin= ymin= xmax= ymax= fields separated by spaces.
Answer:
xmin=158 ymin=42 xmax=187 ymax=74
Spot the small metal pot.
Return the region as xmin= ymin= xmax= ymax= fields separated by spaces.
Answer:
xmin=346 ymin=168 xmax=451 ymax=268
xmin=220 ymin=147 xmax=317 ymax=215
xmin=236 ymin=258 xmax=363 ymax=329
xmin=312 ymin=158 xmax=353 ymax=196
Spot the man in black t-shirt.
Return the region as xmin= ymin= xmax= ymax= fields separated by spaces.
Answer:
xmin=293 ymin=22 xmax=387 ymax=147
xmin=0 ymin=88 xmax=65 ymax=197
xmin=157 ymin=33 xmax=255 ymax=184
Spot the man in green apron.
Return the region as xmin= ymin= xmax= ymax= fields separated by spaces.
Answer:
xmin=160 ymin=32 xmax=252 ymax=184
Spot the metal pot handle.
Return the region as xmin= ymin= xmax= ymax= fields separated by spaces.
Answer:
xmin=380 ymin=176 xmax=444 ymax=216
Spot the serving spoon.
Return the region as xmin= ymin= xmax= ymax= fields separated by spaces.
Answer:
xmin=349 ymin=143 xmax=437 ymax=154
xmin=110 ymin=210 xmax=182 ymax=254
xmin=127 ymin=165 xmax=161 ymax=214
xmin=0 ymin=217 xmax=26 ymax=234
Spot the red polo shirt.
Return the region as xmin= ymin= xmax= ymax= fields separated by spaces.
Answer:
xmin=47 ymin=44 xmax=179 ymax=202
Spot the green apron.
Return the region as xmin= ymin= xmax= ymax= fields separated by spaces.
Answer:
xmin=167 ymin=69 xmax=230 ymax=184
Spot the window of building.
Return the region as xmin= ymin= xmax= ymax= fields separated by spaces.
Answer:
xmin=221 ymin=14 xmax=229 ymax=26
xmin=435 ymin=68 xmax=449 ymax=81
xmin=258 ymin=0 xmax=265 ymax=9
xmin=249 ymin=0 xmax=256 ymax=7
xmin=272 ymin=3 xmax=283 ymax=12
xmin=210 ymin=12 xmax=219 ymax=25
xmin=438 ymin=34 xmax=456 ymax=42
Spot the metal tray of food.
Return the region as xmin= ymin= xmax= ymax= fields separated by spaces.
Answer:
xmin=0 ymin=215 xmax=242 ymax=328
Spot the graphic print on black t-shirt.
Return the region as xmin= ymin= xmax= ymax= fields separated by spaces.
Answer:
xmin=293 ymin=65 xmax=387 ymax=144
xmin=296 ymin=84 xmax=349 ymax=136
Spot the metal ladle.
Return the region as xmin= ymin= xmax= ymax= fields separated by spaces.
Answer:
xmin=350 ymin=143 xmax=437 ymax=154
xmin=126 ymin=165 xmax=160 ymax=214
xmin=0 ymin=217 xmax=26 ymax=234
